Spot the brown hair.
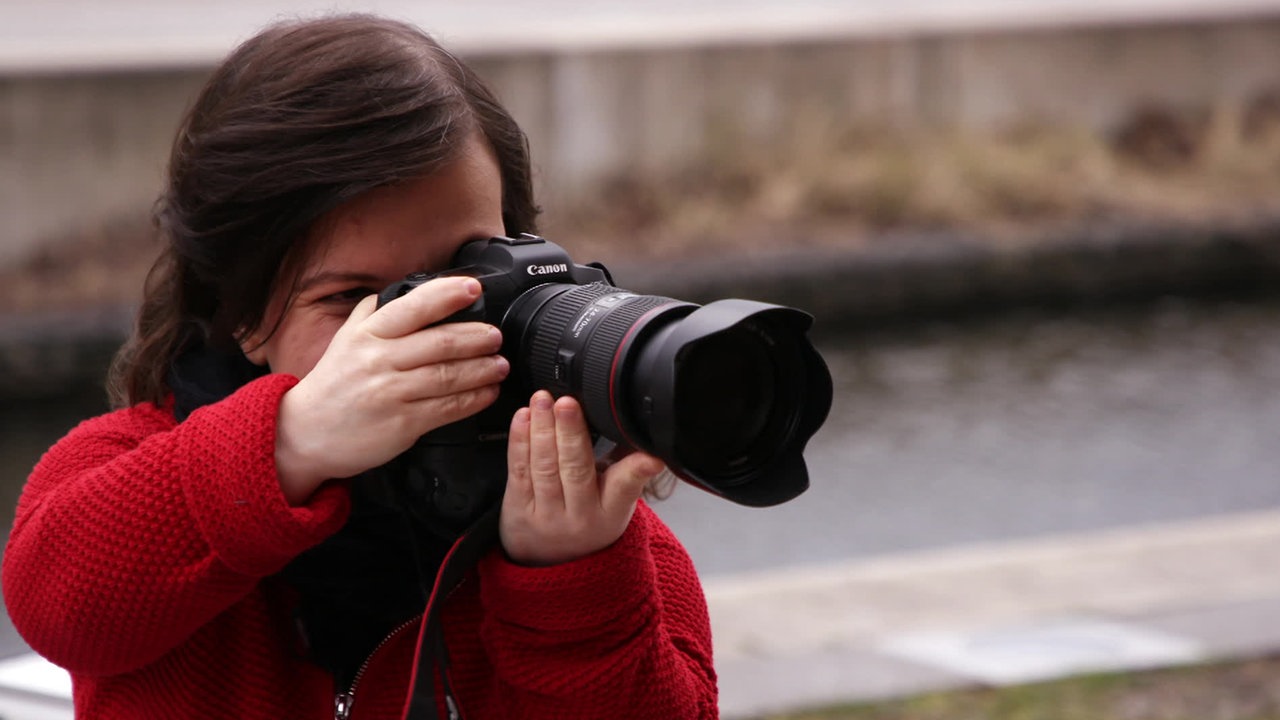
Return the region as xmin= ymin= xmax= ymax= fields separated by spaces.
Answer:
xmin=108 ymin=14 xmax=538 ymax=408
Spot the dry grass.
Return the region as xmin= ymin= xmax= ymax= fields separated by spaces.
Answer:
xmin=0 ymin=214 xmax=159 ymax=314
xmin=549 ymin=96 xmax=1280 ymax=262
xmin=7 ymin=97 xmax=1280 ymax=313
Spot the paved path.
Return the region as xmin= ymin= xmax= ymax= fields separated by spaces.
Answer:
xmin=4 ymin=508 xmax=1280 ymax=718
xmin=708 ymin=509 xmax=1280 ymax=717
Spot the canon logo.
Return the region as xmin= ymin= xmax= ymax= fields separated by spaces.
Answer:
xmin=527 ymin=263 xmax=569 ymax=275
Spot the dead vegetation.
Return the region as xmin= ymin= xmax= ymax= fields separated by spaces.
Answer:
xmin=550 ymin=92 xmax=1280 ymax=262
xmin=7 ymin=93 xmax=1280 ymax=314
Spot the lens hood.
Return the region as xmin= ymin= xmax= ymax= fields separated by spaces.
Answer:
xmin=620 ymin=300 xmax=833 ymax=506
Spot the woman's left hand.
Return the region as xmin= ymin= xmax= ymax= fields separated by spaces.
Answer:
xmin=500 ymin=390 xmax=665 ymax=566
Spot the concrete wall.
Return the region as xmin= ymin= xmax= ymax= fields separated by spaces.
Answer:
xmin=4 ymin=13 xmax=1280 ymax=265
xmin=0 ymin=71 xmax=206 ymax=264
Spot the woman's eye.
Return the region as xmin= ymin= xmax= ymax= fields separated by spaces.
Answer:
xmin=322 ymin=287 xmax=375 ymax=304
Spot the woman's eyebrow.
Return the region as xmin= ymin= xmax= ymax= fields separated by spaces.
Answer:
xmin=297 ymin=270 xmax=384 ymax=292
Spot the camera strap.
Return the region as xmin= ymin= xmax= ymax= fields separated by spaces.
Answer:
xmin=404 ymin=503 xmax=501 ymax=720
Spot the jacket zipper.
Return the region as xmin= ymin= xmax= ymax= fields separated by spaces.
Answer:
xmin=334 ymin=616 xmax=421 ymax=720
xmin=335 ymin=512 xmax=486 ymax=720
xmin=436 ymin=578 xmax=468 ymax=720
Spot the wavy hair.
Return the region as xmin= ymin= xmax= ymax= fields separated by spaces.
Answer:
xmin=108 ymin=14 xmax=538 ymax=407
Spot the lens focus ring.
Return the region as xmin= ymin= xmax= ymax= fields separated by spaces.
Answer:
xmin=524 ymin=283 xmax=620 ymax=390
xmin=522 ymin=282 xmax=685 ymax=442
xmin=575 ymin=294 xmax=681 ymax=442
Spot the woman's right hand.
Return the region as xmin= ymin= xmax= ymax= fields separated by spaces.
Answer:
xmin=273 ymin=276 xmax=509 ymax=505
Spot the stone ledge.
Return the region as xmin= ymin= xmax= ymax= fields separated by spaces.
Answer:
xmin=614 ymin=215 xmax=1280 ymax=333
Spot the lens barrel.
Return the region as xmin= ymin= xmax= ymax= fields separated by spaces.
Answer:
xmin=506 ymin=282 xmax=831 ymax=506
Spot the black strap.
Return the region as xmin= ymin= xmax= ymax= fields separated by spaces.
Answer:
xmin=405 ymin=505 xmax=501 ymax=720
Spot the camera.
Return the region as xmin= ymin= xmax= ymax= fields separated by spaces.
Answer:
xmin=377 ymin=234 xmax=832 ymax=529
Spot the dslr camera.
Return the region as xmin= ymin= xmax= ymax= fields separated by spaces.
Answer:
xmin=377 ymin=234 xmax=831 ymax=529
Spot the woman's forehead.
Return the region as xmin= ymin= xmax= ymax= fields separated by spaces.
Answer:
xmin=296 ymin=150 xmax=503 ymax=280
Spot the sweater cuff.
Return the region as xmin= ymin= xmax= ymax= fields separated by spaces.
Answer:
xmin=478 ymin=504 xmax=657 ymax=632
xmin=178 ymin=374 xmax=350 ymax=577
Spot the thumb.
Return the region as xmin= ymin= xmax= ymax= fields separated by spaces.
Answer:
xmin=330 ymin=294 xmax=380 ymax=341
xmin=348 ymin=293 xmax=380 ymax=324
xmin=600 ymin=452 xmax=665 ymax=513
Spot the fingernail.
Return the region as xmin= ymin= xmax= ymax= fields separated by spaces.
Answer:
xmin=493 ymin=356 xmax=510 ymax=377
xmin=532 ymin=391 xmax=553 ymax=410
xmin=461 ymin=278 xmax=482 ymax=296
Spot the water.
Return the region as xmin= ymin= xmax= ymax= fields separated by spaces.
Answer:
xmin=3 ymin=297 xmax=1280 ymax=659
xmin=653 ymin=297 xmax=1280 ymax=576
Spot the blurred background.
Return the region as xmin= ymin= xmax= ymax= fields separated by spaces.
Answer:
xmin=3 ymin=1 xmax=1280 ymax=718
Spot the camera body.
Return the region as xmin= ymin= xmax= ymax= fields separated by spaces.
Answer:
xmin=378 ymin=234 xmax=831 ymax=531
xmin=381 ymin=232 xmax=613 ymax=324
xmin=378 ymin=234 xmax=635 ymax=446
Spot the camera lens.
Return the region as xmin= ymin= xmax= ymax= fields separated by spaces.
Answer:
xmin=673 ymin=326 xmax=777 ymax=479
xmin=505 ymin=282 xmax=831 ymax=506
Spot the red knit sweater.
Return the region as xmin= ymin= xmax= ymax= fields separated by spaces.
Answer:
xmin=2 ymin=375 xmax=717 ymax=719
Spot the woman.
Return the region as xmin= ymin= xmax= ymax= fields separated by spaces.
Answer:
xmin=3 ymin=14 xmax=716 ymax=720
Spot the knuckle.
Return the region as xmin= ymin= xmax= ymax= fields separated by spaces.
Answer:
xmin=507 ymin=457 xmax=529 ymax=479
xmin=365 ymin=372 xmax=395 ymax=399
xmin=432 ymin=361 xmax=459 ymax=389
xmin=352 ymin=343 xmax=385 ymax=375
xmin=431 ymin=330 xmax=458 ymax=357
xmin=437 ymin=390 xmax=467 ymax=417
xmin=392 ymin=412 xmax=420 ymax=440
xmin=531 ymin=456 xmax=559 ymax=477
xmin=561 ymin=461 xmax=593 ymax=484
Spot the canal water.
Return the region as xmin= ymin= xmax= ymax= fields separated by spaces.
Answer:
xmin=653 ymin=295 xmax=1280 ymax=576
xmin=2 ymin=296 xmax=1280 ymax=655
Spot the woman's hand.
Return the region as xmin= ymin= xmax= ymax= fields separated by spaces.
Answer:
xmin=500 ymin=390 xmax=665 ymax=566
xmin=274 ymin=277 xmax=509 ymax=504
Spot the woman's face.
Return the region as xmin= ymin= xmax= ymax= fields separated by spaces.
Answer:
xmin=242 ymin=134 xmax=506 ymax=378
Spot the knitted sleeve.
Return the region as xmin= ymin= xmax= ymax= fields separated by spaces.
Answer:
xmin=474 ymin=501 xmax=717 ymax=719
xmin=1 ymin=374 xmax=350 ymax=676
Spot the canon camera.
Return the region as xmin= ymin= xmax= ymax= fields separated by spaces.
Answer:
xmin=376 ymin=234 xmax=832 ymax=528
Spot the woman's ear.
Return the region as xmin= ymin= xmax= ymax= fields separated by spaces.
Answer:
xmin=237 ymin=330 xmax=270 ymax=367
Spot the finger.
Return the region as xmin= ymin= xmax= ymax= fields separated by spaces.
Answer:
xmin=388 ymin=322 xmax=503 ymax=371
xmin=504 ymin=407 xmax=534 ymax=510
xmin=527 ymin=390 xmax=565 ymax=509
xmin=554 ymin=396 xmax=600 ymax=514
xmin=365 ymin=276 xmax=482 ymax=339
xmin=348 ymin=293 xmax=380 ymax=323
xmin=595 ymin=441 xmax=636 ymax=474
xmin=328 ymin=294 xmax=380 ymax=344
xmin=405 ymin=383 xmax=502 ymax=435
xmin=600 ymin=452 xmax=664 ymax=515
xmin=397 ymin=355 xmax=509 ymax=401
